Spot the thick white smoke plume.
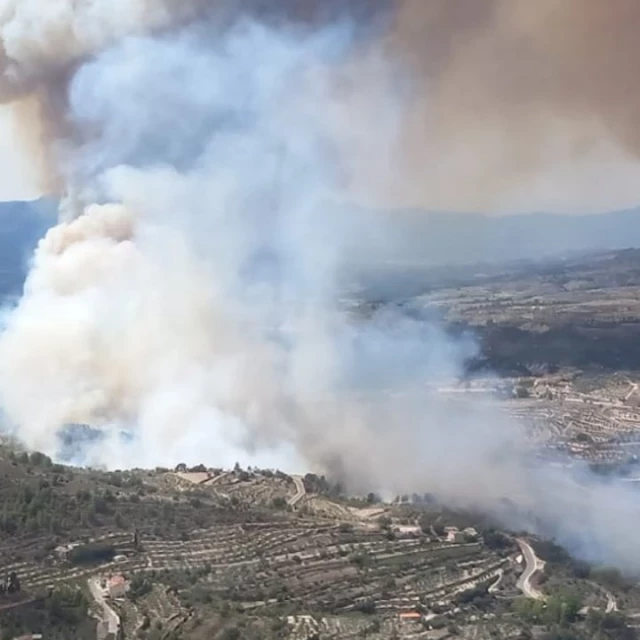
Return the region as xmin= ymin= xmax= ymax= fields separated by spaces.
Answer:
xmin=0 ymin=0 xmax=213 ymax=190
xmin=0 ymin=0 xmax=199 ymax=86
xmin=0 ymin=4 xmax=640 ymax=573
xmin=0 ymin=19 xmax=438 ymax=477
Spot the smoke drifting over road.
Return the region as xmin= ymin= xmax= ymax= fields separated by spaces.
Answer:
xmin=1 ymin=1 xmax=640 ymax=572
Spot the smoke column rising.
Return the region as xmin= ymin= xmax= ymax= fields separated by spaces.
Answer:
xmin=1 ymin=2 xmax=640 ymax=573
xmin=0 ymin=17 xmax=420 ymax=473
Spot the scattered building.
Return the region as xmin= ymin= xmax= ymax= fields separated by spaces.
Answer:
xmin=398 ymin=611 xmax=422 ymax=622
xmin=392 ymin=524 xmax=421 ymax=536
xmin=107 ymin=575 xmax=128 ymax=599
xmin=446 ymin=528 xmax=465 ymax=543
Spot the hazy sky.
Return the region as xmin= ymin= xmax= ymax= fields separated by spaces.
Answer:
xmin=0 ymin=107 xmax=40 ymax=202
xmin=5 ymin=1 xmax=640 ymax=214
xmin=4 ymin=104 xmax=640 ymax=213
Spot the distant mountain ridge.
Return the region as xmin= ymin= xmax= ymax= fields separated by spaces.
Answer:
xmin=348 ymin=206 xmax=640 ymax=268
xmin=0 ymin=199 xmax=639 ymax=302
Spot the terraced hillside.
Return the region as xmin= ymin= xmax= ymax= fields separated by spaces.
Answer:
xmin=0 ymin=451 xmax=637 ymax=639
xmin=483 ymin=371 xmax=640 ymax=471
xmin=98 ymin=517 xmax=518 ymax=639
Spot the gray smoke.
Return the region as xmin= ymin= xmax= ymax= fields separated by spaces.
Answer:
xmin=0 ymin=6 xmax=638 ymax=574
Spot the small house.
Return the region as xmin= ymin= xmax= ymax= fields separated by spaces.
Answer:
xmin=398 ymin=612 xmax=422 ymax=622
xmin=107 ymin=575 xmax=128 ymax=599
xmin=446 ymin=528 xmax=465 ymax=543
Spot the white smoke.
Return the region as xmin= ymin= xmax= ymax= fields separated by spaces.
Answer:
xmin=0 ymin=20 xmax=409 ymax=472
xmin=0 ymin=5 xmax=640 ymax=574
xmin=0 ymin=0 xmax=207 ymax=95
xmin=0 ymin=18 xmax=516 ymax=494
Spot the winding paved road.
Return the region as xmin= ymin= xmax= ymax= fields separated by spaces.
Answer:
xmin=599 ymin=585 xmax=618 ymax=613
xmin=88 ymin=577 xmax=120 ymax=640
xmin=287 ymin=475 xmax=306 ymax=508
xmin=488 ymin=568 xmax=504 ymax=593
xmin=516 ymin=538 xmax=545 ymax=600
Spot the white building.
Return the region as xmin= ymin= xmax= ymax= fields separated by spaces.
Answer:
xmin=446 ymin=528 xmax=465 ymax=543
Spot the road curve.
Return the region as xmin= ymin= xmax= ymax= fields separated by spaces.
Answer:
xmin=287 ymin=475 xmax=306 ymax=507
xmin=88 ymin=577 xmax=120 ymax=640
xmin=488 ymin=568 xmax=504 ymax=593
xmin=516 ymin=538 xmax=546 ymax=600
xmin=600 ymin=586 xmax=618 ymax=613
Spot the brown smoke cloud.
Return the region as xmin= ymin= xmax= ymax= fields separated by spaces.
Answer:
xmin=4 ymin=0 xmax=640 ymax=207
xmin=377 ymin=0 xmax=640 ymax=211
xmin=10 ymin=83 xmax=71 ymax=194
xmin=0 ymin=0 xmax=216 ymax=193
